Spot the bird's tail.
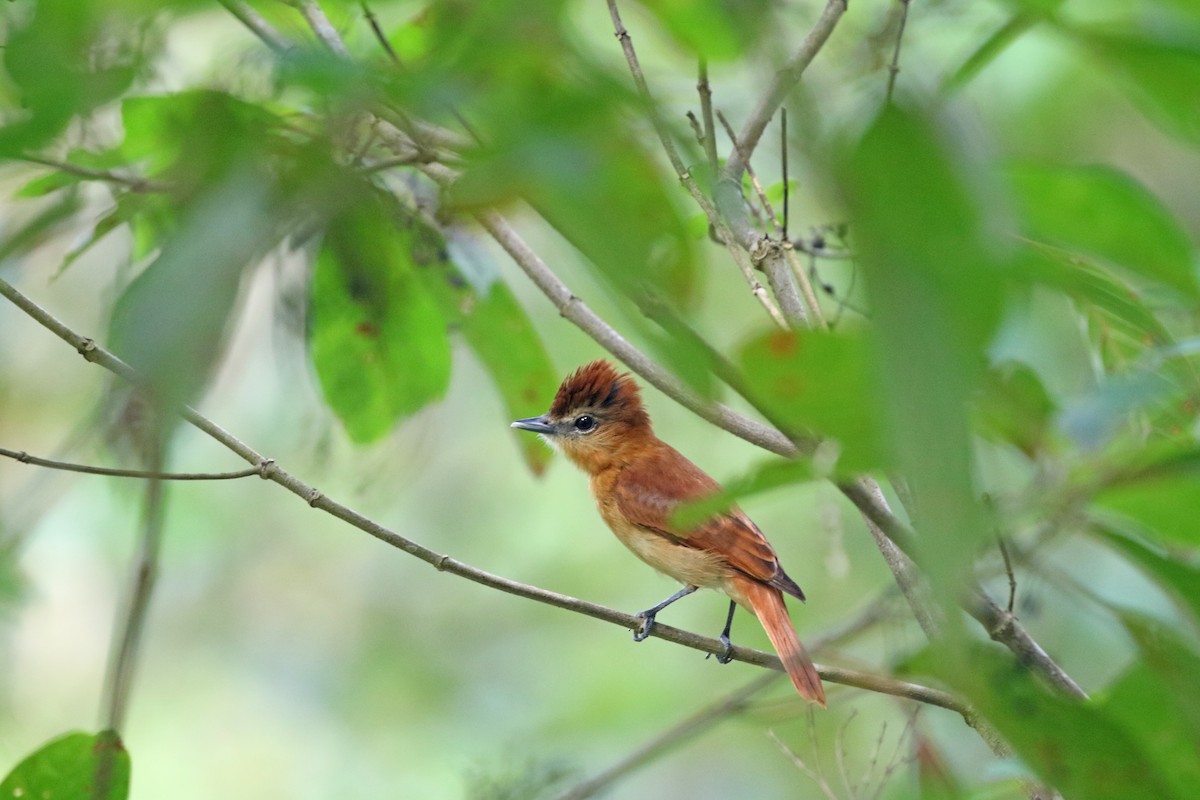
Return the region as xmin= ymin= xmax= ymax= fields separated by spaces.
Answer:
xmin=732 ymin=574 xmax=826 ymax=706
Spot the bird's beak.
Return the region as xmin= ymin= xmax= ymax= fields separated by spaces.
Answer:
xmin=511 ymin=416 xmax=556 ymax=435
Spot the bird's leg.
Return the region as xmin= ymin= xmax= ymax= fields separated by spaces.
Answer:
xmin=707 ymin=600 xmax=737 ymax=664
xmin=633 ymin=585 xmax=698 ymax=642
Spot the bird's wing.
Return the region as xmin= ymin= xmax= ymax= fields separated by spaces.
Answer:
xmin=613 ymin=443 xmax=802 ymax=597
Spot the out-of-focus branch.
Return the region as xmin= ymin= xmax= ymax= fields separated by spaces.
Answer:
xmin=722 ymin=0 xmax=847 ymax=182
xmin=18 ymin=155 xmax=170 ymax=193
xmin=217 ymin=0 xmax=291 ymax=54
xmin=0 ymin=446 xmax=262 ymax=480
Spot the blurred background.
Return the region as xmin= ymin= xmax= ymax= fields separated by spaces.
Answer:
xmin=2 ymin=0 xmax=1199 ymax=798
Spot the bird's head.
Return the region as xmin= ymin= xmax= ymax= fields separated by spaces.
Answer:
xmin=512 ymin=360 xmax=652 ymax=472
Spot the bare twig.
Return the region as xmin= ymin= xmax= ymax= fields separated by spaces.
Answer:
xmin=0 ymin=446 xmax=262 ymax=480
xmin=722 ymin=0 xmax=847 ymax=182
xmin=716 ymin=110 xmax=783 ymax=236
xmin=217 ymin=0 xmax=291 ymax=54
xmin=697 ymin=59 xmax=718 ymax=175
xmin=0 ymin=276 xmax=973 ymax=717
xmin=359 ymin=0 xmax=399 ymax=64
xmin=769 ymin=730 xmax=842 ymax=800
xmin=17 ymin=155 xmax=170 ymax=193
xmin=556 ymin=673 xmax=781 ymax=800
xmin=997 ymin=534 xmax=1017 ymax=614
xmin=295 ymin=0 xmax=349 ymax=56
xmin=886 ymin=0 xmax=913 ymax=103
xmin=605 ymin=0 xmax=788 ymax=328
xmin=101 ymin=447 xmax=166 ymax=734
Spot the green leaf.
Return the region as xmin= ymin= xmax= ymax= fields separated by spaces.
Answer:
xmin=974 ymin=361 xmax=1056 ymax=457
xmin=839 ymin=105 xmax=997 ymax=607
xmin=309 ymin=196 xmax=453 ymax=443
xmin=0 ymin=730 xmax=129 ymax=800
xmin=737 ymin=328 xmax=889 ymax=474
xmin=1007 ymin=164 xmax=1198 ymax=299
xmin=1094 ymin=522 xmax=1200 ymax=628
xmin=108 ymin=170 xmax=279 ymax=411
xmin=1083 ymin=32 xmax=1200 ymax=148
xmin=938 ymin=642 xmax=1180 ymax=800
xmin=640 ymin=0 xmax=772 ymax=61
xmin=1095 ymin=467 xmax=1200 ymax=547
xmin=0 ymin=190 xmax=83 ymax=264
xmin=460 ymin=283 xmax=558 ymax=475
xmin=1013 ymin=243 xmax=1172 ymax=345
xmin=14 ymin=169 xmax=81 ymax=198
xmin=672 ymin=457 xmax=813 ymax=530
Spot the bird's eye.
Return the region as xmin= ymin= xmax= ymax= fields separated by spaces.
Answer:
xmin=573 ymin=415 xmax=596 ymax=432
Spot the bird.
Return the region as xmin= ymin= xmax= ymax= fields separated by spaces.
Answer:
xmin=511 ymin=359 xmax=825 ymax=705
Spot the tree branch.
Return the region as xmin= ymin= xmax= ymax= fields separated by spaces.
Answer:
xmin=886 ymin=0 xmax=913 ymax=104
xmin=0 ymin=276 xmax=973 ymax=715
xmin=216 ymin=0 xmax=291 ymax=54
xmin=722 ymin=0 xmax=847 ymax=183
xmin=606 ymin=0 xmax=788 ymax=328
xmin=294 ymin=0 xmax=349 ymax=56
xmin=17 ymin=154 xmax=170 ymax=193
xmin=0 ymin=446 xmax=263 ymax=480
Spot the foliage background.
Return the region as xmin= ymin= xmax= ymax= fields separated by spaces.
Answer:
xmin=1 ymin=0 xmax=1199 ymax=798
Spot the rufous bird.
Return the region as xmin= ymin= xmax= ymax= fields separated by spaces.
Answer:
xmin=512 ymin=360 xmax=825 ymax=705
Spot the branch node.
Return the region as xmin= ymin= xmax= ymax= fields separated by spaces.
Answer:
xmin=16 ymin=450 xmax=31 ymax=464
xmin=77 ymin=338 xmax=98 ymax=359
xmin=257 ymin=458 xmax=277 ymax=479
xmin=435 ymin=553 xmax=452 ymax=571
xmin=305 ymin=488 xmax=324 ymax=507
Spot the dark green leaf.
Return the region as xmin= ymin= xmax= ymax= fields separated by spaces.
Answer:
xmin=309 ymin=196 xmax=453 ymax=443
xmin=737 ymin=328 xmax=889 ymax=474
xmin=1007 ymin=164 xmax=1197 ymax=299
xmin=460 ymin=283 xmax=558 ymax=475
xmin=0 ymin=730 xmax=129 ymax=800
xmin=1095 ymin=471 xmax=1200 ymax=546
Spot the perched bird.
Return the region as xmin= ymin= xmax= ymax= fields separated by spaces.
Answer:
xmin=512 ymin=360 xmax=825 ymax=705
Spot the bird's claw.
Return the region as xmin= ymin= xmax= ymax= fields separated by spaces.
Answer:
xmin=632 ymin=612 xmax=656 ymax=642
xmin=705 ymin=633 xmax=734 ymax=662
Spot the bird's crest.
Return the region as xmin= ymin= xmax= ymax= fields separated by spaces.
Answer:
xmin=550 ymin=360 xmax=649 ymax=427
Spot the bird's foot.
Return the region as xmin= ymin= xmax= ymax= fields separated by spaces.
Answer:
xmin=632 ymin=612 xmax=656 ymax=642
xmin=707 ymin=634 xmax=735 ymax=664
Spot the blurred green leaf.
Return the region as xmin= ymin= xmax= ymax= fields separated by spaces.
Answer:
xmin=1007 ymin=164 xmax=1198 ymax=299
xmin=737 ymin=328 xmax=889 ymax=474
xmin=460 ymin=283 xmax=558 ymax=475
xmin=1083 ymin=32 xmax=1200 ymax=148
xmin=108 ymin=169 xmax=278 ymax=411
xmin=1057 ymin=370 xmax=1179 ymax=451
xmin=0 ymin=1 xmax=139 ymax=154
xmin=640 ymin=0 xmax=772 ymax=60
xmin=974 ymin=361 xmax=1056 ymax=457
xmin=1094 ymin=522 xmax=1200 ymax=628
xmin=1095 ymin=469 xmax=1200 ymax=546
xmin=0 ymin=189 xmax=82 ymax=264
xmin=839 ymin=104 xmax=997 ymax=606
xmin=14 ymin=168 xmax=80 ymax=198
xmin=939 ymin=642 xmax=1180 ymax=800
xmin=1013 ymin=243 xmax=1172 ymax=345
xmin=0 ymin=730 xmax=129 ymax=800
xmin=309 ymin=194 xmax=452 ymax=443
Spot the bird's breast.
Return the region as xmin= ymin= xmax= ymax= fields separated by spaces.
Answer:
xmin=592 ymin=485 xmax=729 ymax=589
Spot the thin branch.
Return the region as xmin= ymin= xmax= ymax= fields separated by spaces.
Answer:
xmin=101 ymin=445 xmax=167 ymax=734
xmin=723 ymin=0 xmax=847 ymax=182
xmin=716 ymin=110 xmax=783 ymax=237
xmin=0 ymin=276 xmax=974 ymax=717
xmin=295 ymin=0 xmax=349 ymax=56
xmin=0 ymin=446 xmax=263 ymax=480
xmin=605 ymin=0 xmax=788 ymax=328
xmin=17 ymin=155 xmax=170 ymax=193
xmin=770 ymin=730 xmax=841 ymax=800
xmin=216 ymin=0 xmax=291 ymax=54
xmin=555 ymin=673 xmax=781 ymax=800
xmin=885 ymin=0 xmax=913 ymax=103
xmin=359 ymin=0 xmax=399 ymax=64
xmin=697 ymin=59 xmax=718 ymax=176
